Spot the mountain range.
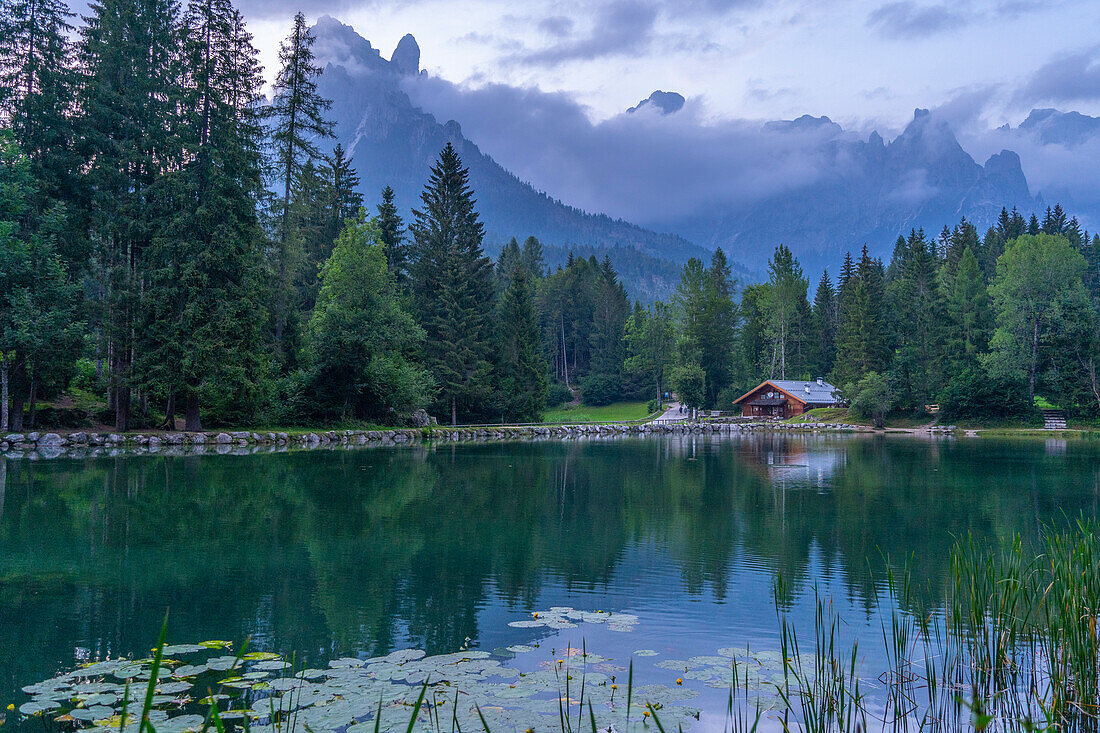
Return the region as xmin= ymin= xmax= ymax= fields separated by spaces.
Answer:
xmin=311 ymin=16 xmax=1098 ymax=290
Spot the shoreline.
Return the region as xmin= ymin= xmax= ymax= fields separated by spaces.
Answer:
xmin=0 ymin=420 xmax=969 ymax=460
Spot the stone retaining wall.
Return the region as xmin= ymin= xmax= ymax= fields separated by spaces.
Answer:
xmin=2 ymin=421 xmax=952 ymax=459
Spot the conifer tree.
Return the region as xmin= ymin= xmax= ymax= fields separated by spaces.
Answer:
xmin=888 ymin=229 xmax=943 ymax=410
xmin=410 ymin=143 xmax=495 ymax=425
xmin=811 ymin=270 xmax=837 ymax=377
xmin=269 ymin=11 xmax=333 ymax=357
xmin=377 ymin=185 xmax=407 ymax=287
xmin=496 ymin=268 xmax=548 ymax=421
xmin=760 ymin=244 xmax=810 ymax=380
xmin=136 ymin=0 xmax=268 ymax=429
xmin=0 ymin=0 xmax=77 ymax=241
xmin=521 ymin=236 xmax=547 ymax=278
xmin=0 ymin=131 xmax=82 ymax=430
xmin=79 ymin=0 xmax=183 ymax=430
xmin=944 ymin=246 xmax=990 ymax=368
xmin=625 ymin=301 xmax=674 ymax=403
xmin=833 ymin=246 xmax=889 ymax=389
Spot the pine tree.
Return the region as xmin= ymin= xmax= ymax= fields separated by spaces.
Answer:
xmin=944 ymin=246 xmax=990 ymax=368
xmin=811 ymin=270 xmax=837 ymax=377
xmin=676 ymin=249 xmax=737 ymax=406
xmin=269 ymin=11 xmax=333 ymax=358
xmin=760 ymin=244 xmax=810 ymax=380
xmin=79 ymin=0 xmax=183 ymax=431
xmin=496 ymin=268 xmax=548 ymax=421
xmin=888 ymin=229 xmax=943 ymax=410
xmin=0 ymin=131 xmax=82 ymax=430
xmin=0 ymin=0 xmax=78 ymax=248
xmin=376 ymin=186 xmax=407 ymax=287
xmin=833 ymin=246 xmax=889 ymax=389
xmin=410 ymin=143 xmax=495 ymax=425
xmin=136 ymin=0 xmax=269 ymax=429
xmin=521 ymin=236 xmax=547 ymax=278
xmin=496 ymin=237 xmax=522 ymax=291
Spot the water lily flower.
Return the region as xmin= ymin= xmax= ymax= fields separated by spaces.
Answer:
xmin=676 ymin=678 xmax=682 ymax=686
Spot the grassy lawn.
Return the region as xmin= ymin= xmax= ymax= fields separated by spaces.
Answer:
xmin=540 ymin=401 xmax=658 ymax=424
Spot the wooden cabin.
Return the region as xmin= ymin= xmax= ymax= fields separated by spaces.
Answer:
xmin=733 ymin=379 xmax=839 ymax=418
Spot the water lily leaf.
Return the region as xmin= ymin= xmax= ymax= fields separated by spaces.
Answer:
xmin=162 ymin=645 xmax=207 ymax=656
xmin=198 ymin=641 xmax=232 ymax=650
xmin=633 ymin=650 xmax=659 ymax=657
xmin=70 ymin=706 xmax=115 ymax=721
xmin=505 ymin=645 xmax=535 ymax=654
xmin=172 ymin=664 xmax=208 ymax=678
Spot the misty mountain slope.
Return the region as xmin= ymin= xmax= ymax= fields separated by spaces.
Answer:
xmin=654 ymin=110 xmax=1035 ymax=274
xmin=311 ymin=17 xmax=727 ymax=277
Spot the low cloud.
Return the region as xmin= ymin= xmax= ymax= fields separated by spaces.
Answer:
xmin=866 ymin=1 xmax=967 ymax=39
xmin=1014 ymin=48 xmax=1100 ymax=105
xmin=402 ymin=73 xmax=852 ymax=228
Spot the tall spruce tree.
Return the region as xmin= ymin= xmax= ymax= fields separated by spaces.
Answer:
xmin=136 ymin=0 xmax=268 ymax=429
xmin=79 ymin=0 xmax=183 ymax=431
xmin=833 ymin=246 xmax=889 ymax=389
xmin=0 ymin=0 xmax=78 ymax=248
xmin=269 ymin=11 xmax=333 ymax=358
xmin=811 ymin=270 xmax=837 ymax=377
xmin=760 ymin=244 xmax=810 ymax=380
xmin=888 ymin=229 xmax=943 ymax=411
xmin=410 ymin=143 xmax=495 ymax=425
xmin=521 ymin=236 xmax=547 ymax=278
xmin=376 ymin=185 xmax=407 ymax=287
xmin=944 ymin=246 xmax=990 ymax=368
xmin=496 ymin=268 xmax=548 ymax=421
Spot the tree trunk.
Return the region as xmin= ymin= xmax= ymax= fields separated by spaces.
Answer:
xmin=1028 ymin=319 xmax=1039 ymax=404
xmin=451 ymin=395 xmax=457 ymax=426
xmin=11 ymin=394 xmax=24 ymax=431
xmin=161 ymin=393 xmax=176 ymax=430
xmin=0 ymin=457 xmax=6 ymax=524
xmin=185 ymin=393 xmax=201 ymax=431
xmin=27 ymin=378 xmax=37 ymax=429
xmin=0 ymin=357 xmax=8 ymax=432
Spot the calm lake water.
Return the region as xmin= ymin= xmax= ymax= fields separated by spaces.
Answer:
xmin=2 ymin=434 xmax=1099 ymax=726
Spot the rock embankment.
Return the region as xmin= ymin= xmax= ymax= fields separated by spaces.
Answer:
xmin=0 ymin=420 xmax=904 ymax=459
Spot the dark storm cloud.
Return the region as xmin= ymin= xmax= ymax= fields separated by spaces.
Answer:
xmin=866 ymin=1 xmax=967 ymax=39
xmin=513 ymin=0 xmax=659 ymax=66
xmin=1015 ymin=48 xmax=1100 ymax=105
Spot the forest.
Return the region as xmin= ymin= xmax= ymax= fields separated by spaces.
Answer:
xmin=2 ymin=0 xmax=1099 ymax=430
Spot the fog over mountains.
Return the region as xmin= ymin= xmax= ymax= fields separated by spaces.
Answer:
xmin=312 ymin=16 xmax=1100 ymax=279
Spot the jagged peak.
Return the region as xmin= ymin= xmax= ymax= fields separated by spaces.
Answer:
xmin=391 ymin=34 xmax=420 ymax=76
xmin=627 ymin=90 xmax=685 ymax=115
xmin=311 ymin=16 xmax=385 ymax=75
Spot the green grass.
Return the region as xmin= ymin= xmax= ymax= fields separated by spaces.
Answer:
xmin=784 ymin=407 xmax=854 ymax=424
xmin=540 ymin=401 xmax=658 ymax=424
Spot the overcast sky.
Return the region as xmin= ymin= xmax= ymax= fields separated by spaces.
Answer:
xmin=233 ymin=0 xmax=1100 ymax=133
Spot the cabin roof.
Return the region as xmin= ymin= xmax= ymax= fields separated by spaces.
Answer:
xmin=733 ymin=379 xmax=839 ymax=406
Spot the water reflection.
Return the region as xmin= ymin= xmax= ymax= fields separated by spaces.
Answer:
xmin=2 ymin=434 xmax=1100 ymax=714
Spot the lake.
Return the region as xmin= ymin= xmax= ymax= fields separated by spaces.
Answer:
xmin=2 ymin=433 xmax=1098 ymax=730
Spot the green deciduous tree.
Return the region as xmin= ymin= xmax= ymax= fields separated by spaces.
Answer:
xmin=304 ymin=211 xmax=430 ymax=421
xmin=984 ymin=234 xmax=1091 ymax=403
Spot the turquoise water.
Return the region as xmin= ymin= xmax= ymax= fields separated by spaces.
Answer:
xmin=2 ymin=434 xmax=1097 ymax=724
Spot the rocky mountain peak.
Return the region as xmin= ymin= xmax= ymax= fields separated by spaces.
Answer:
xmin=627 ymin=90 xmax=685 ymax=115
xmin=312 ymin=15 xmax=386 ymax=75
xmin=391 ymin=33 xmax=421 ymax=76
